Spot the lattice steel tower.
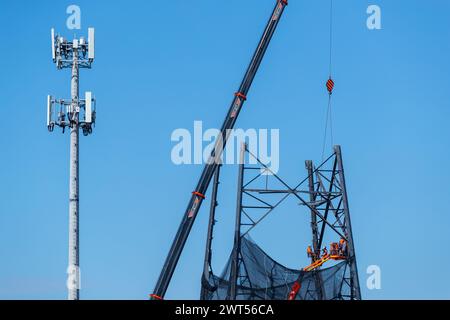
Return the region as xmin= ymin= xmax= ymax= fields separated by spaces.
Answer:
xmin=47 ymin=27 xmax=96 ymax=300
xmin=200 ymin=144 xmax=361 ymax=300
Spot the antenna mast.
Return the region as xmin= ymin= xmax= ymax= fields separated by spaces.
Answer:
xmin=47 ymin=27 xmax=96 ymax=300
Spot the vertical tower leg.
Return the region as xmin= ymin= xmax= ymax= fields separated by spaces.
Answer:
xmin=306 ymin=160 xmax=320 ymax=262
xmin=200 ymin=165 xmax=221 ymax=300
xmin=228 ymin=143 xmax=246 ymax=300
xmin=334 ymin=145 xmax=361 ymax=299
xmin=306 ymin=160 xmax=323 ymax=300
xmin=68 ymin=49 xmax=80 ymax=301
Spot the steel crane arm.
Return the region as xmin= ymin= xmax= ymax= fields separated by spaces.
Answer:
xmin=151 ymin=0 xmax=288 ymax=299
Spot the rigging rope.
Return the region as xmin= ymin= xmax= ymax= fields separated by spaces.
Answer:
xmin=321 ymin=0 xmax=334 ymax=161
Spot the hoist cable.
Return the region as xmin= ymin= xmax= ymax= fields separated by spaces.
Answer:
xmin=321 ymin=0 xmax=334 ymax=160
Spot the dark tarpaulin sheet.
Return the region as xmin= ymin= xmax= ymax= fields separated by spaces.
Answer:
xmin=202 ymin=236 xmax=348 ymax=300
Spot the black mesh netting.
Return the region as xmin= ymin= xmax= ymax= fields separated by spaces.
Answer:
xmin=202 ymin=236 xmax=348 ymax=300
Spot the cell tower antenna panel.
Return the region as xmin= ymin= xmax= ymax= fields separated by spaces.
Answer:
xmin=85 ymin=92 xmax=93 ymax=124
xmin=88 ymin=28 xmax=95 ymax=61
xmin=47 ymin=95 xmax=53 ymax=128
xmin=51 ymin=28 xmax=56 ymax=61
xmin=151 ymin=0 xmax=288 ymax=300
xmin=47 ymin=28 xmax=97 ymax=300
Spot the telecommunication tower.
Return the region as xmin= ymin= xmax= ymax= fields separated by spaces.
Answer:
xmin=47 ymin=27 xmax=96 ymax=300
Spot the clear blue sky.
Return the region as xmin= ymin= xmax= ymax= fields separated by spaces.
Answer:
xmin=1 ymin=0 xmax=450 ymax=300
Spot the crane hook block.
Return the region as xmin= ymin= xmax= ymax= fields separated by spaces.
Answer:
xmin=326 ymin=78 xmax=334 ymax=95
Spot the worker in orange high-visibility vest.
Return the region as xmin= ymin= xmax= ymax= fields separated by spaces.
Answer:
xmin=330 ymin=243 xmax=339 ymax=256
xmin=339 ymin=238 xmax=347 ymax=256
xmin=306 ymin=246 xmax=313 ymax=258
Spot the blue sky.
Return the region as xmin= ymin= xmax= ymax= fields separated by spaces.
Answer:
xmin=1 ymin=0 xmax=450 ymax=300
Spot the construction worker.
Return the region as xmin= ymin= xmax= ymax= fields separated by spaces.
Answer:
xmin=339 ymin=238 xmax=347 ymax=256
xmin=307 ymin=246 xmax=313 ymax=258
xmin=330 ymin=243 xmax=338 ymax=256
xmin=322 ymin=247 xmax=328 ymax=257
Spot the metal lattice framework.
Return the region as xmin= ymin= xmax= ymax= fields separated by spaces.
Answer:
xmin=201 ymin=143 xmax=361 ymax=300
xmin=305 ymin=146 xmax=360 ymax=299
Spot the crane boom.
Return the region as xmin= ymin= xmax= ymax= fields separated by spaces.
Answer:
xmin=152 ymin=0 xmax=288 ymax=299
